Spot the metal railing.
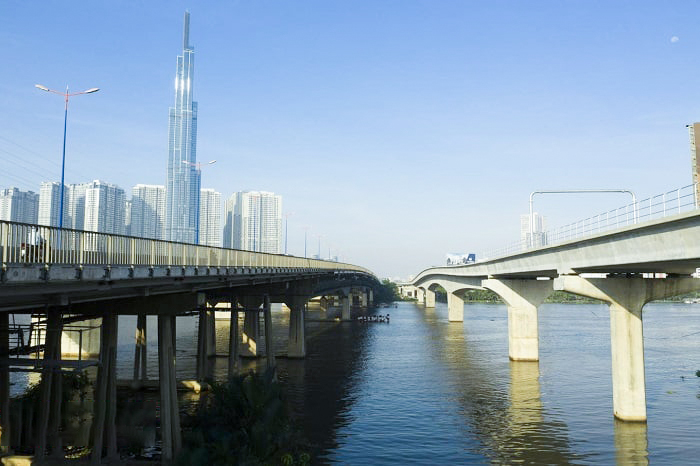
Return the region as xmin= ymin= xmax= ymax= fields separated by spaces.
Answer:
xmin=0 ymin=220 xmax=373 ymax=276
xmin=483 ymin=184 xmax=698 ymax=260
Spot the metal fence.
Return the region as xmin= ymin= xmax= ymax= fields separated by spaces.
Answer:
xmin=483 ymin=184 xmax=698 ymax=260
xmin=0 ymin=221 xmax=373 ymax=276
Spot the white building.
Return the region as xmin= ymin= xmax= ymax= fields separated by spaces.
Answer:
xmin=38 ymin=182 xmax=66 ymax=227
xmin=0 ymin=187 xmax=39 ymax=224
xmin=83 ymin=180 xmax=126 ymax=235
xmin=223 ymin=191 xmax=282 ymax=253
xmin=199 ymin=188 xmax=221 ymax=247
xmin=130 ymin=184 xmax=166 ymax=240
xmin=520 ymin=212 xmax=547 ymax=248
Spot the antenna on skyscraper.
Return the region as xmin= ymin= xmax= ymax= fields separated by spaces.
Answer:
xmin=183 ymin=11 xmax=190 ymax=49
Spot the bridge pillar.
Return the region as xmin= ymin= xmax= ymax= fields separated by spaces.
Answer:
xmin=196 ymin=307 xmax=214 ymax=381
xmin=483 ymin=279 xmax=552 ymax=361
xmin=360 ymin=291 xmax=368 ymax=308
xmin=0 ymin=312 xmax=9 ymax=454
xmin=36 ymin=308 xmax=65 ymax=460
xmin=133 ymin=312 xmax=148 ymax=387
xmin=368 ymin=289 xmax=374 ymax=307
xmin=447 ymin=292 xmax=464 ymax=322
xmin=263 ymin=295 xmax=276 ymax=374
xmin=554 ymin=275 xmax=700 ymax=422
xmin=228 ymin=296 xmax=239 ymax=377
xmin=287 ymin=294 xmax=307 ymax=358
xmin=91 ymin=310 xmax=118 ymax=464
xmin=157 ymin=314 xmax=181 ymax=462
xmin=416 ymin=288 xmax=425 ymax=305
xmin=341 ymin=295 xmax=352 ymax=321
xmin=240 ymin=296 xmax=262 ymax=357
xmin=425 ymin=289 xmax=436 ymax=308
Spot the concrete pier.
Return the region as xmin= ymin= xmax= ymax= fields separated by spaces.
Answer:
xmin=287 ymin=294 xmax=307 ymax=358
xmin=483 ymin=279 xmax=552 ymax=362
xmin=447 ymin=292 xmax=464 ymax=322
xmin=133 ymin=312 xmax=147 ymax=386
xmin=554 ymin=275 xmax=700 ymax=421
xmin=228 ymin=297 xmax=239 ymax=378
xmin=240 ymin=297 xmax=261 ymax=357
xmin=425 ymin=289 xmax=436 ymax=308
xmin=341 ymin=295 xmax=351 ymax=321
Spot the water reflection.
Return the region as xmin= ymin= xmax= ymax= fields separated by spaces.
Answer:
xmin=614 ymin=419 xmax=648 ymax=465
xmin=419 ymin=302 xmax=588 ymax=464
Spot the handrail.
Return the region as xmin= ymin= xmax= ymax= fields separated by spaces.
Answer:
xmin=0 ymin=220 xmax=374 ymax=277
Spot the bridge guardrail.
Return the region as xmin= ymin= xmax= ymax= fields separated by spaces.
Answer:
xmin=0 ymin=221 xmax=372 ymax=276
xmin=483 ymin=183 xmax=698 ymax=260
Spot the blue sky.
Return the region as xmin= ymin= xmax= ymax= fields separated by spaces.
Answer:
xmin=1 ymin=1 xmax=699 ymax=279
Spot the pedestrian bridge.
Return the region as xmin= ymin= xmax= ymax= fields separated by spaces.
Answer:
xmin=402 ymin=202 xmax=700 ymax=423
xmin=0 ymin=220 xmax=378 ymax=461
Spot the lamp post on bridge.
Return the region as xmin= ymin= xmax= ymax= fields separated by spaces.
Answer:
xmin=35 ymin=84 xmax=99 ymax=230
xmin=284 ymin=212 xmax=295 ymax=255
xmin=528 ymin=189 xmax=637 ymax=248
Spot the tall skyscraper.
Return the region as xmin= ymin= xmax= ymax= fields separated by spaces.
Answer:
xmin=131 ymin=184 xmax=166 ymax=239
xmin=199 ymin=188 xmax=221 ymax=247
xmin=164 ymin=11 xmax=201 ymax=244
xmin=0 ymin=188 xmax=39 ymax=224
xmin=223 ymin=191 xmax=282 ymax=253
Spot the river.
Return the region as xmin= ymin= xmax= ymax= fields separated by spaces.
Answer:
xmin=8 ymin=301 xmax=700 ymax=463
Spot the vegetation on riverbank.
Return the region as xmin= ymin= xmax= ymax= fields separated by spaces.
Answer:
xmin=374 ymin=279 xmax=401 ymax=304
xmin=177 ymin=369 xmax=310 ymax=466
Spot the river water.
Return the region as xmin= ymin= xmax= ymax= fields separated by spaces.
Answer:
xmin=9 ymin=301 xmax=700 ymax=463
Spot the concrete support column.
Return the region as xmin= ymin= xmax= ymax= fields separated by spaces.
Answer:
xmin=91 ymin=311 xmax=118 ymax=465
xmin=554 ymin=275 xmax=700 ymax=422
xmin=157 ymin=314 xmax=181 ymax=461
xmin=368 ymin=289 xmax=374 ymax=308
xmin=37 ymin=309 xmax=62 ymax=460
xmin=206 ymin=307 xmax=216 ymax=358
xmin=341 ymin=295 xmax=351 ymax=321
xmin=240 ymin=296 xmax=261 ymax=357
xmin=360 ymin=291 xmax=368 ymax=308
xmin=228 ymin=297 xmax=239 ymax=378
xmin=416 ymin=288 xmax=425 ymax=305
xmin=263 ymin=295 xmax=276 ymax=373
xmin=0 ymin=312 xmax=10 ymax=454
xmin=447 ymin=292 xmax=464 ymax=322
xmin=133 ymin=312 xmax=147 ymax=386
xmin=287 ymin=295 xmax=307 ymax=358
xmin=196 ymin=308 xmax=208 ymax=382
xmin=425 ymin=289 xmax=436 ymax=308
xmin=483 ymin=279 xmax=552 ymax=362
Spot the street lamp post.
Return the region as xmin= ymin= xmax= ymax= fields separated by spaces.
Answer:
xmin=35 ymin=84 xmax=99 ymax=230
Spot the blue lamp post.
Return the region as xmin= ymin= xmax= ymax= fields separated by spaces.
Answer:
xmin=35 ymin=84 xmax=99 ymax=229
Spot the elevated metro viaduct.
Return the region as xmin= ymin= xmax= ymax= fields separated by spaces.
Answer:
xmin=0 ymin=220 xmax=379 ymax=462
xmin=401 ymin=208 xmax=700 ymax=424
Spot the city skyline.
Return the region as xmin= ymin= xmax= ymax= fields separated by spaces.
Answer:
xmin=3 ymin=2 xmax=700 ymax=278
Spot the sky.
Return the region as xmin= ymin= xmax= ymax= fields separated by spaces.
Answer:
xmin=2 ymin=1 xmax=699 ymax=280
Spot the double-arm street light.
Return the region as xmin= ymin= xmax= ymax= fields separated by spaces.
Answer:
xmin=35 ymin=84 xmax=99 ymax=229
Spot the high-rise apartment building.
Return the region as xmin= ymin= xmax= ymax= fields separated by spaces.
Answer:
xmin=199 ymin=188 xmax=221 ymax=247
xmin=38 ymin=182 xmax=66 ymax=227
xmin=520 ymin=212 xmax=547 ymax=248
xmin=164 ymin=11 xmax=201 ymax=244
xmin=0 ymin=188 xmax=39 ymax=224
xmin=131 ymin=184 xmax=166 ymax=240
xmin=82 ymin=180 xmax=126 ymax=235
xmin=223 ymin=191 xmax=282 ymax=253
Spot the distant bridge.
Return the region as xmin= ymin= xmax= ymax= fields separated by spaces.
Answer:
xmin=402 ymin=190 xmax=700 ymax=424
xmin=0 ymin=220 xmax=379 ymax=461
